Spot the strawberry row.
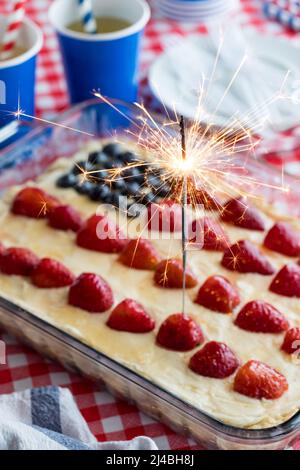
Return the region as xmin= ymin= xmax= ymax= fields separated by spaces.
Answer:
xmin=0 ymin=232 xmax=296 ymax=335
xmin=0 ymin=241 xmax=294 ymax=401
xmin=11 ymin=186 xmax=300 ymax=256
xmin=10 ymin=187 xmax=300 ymax=299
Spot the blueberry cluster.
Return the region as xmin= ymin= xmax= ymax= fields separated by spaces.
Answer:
xmin=56 ymin=143 xmax=170 ymax=217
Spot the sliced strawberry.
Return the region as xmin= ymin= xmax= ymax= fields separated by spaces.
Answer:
xmin=0 ymin=247 xmax=39 ymax=276
xmin=221 ymin=240 xmax=274 ymax=275
xmin=235 ymin=300 xmax=289 ymax=333
xmin=148 ymin=199 xmax=182 ymax=232
xmin=281 ymin=327 xmax=300 ymax=355
xmin=270 ymin=264 xmax=300 ymax=298
xmin=154 ymin=259 xmax=198 ymax=288
xmin=48 ymin=205 xmax=83 ymax=232
xmin=189 ymin=217 xmax=229 ymax=251
xmin=221 ymin=197 xmax=265 ymax=231
xmin=195 ymin=275 xmax=240 ymax=313
xmin=11 ymin=187 xmax=59 ymax=219
xmin=188 ymin=188 xmax=222 ymax=211
xmin=31 ymin=258 xmax=75 ymax=288
xmin=107 ymin=299 xmax=155 ymax=333
xmin=189 ymin=341 xmax=239 ymax=378
xmin=156 ymin=313 xmax=204 ymax=351
xmin=119 ymin=238 xmax=161 ymax=270
xmin=76 ymin=214 xmax=127 ymax=253
xmin=234 ymin=360 xmax=288 ymax=400
xmin=264 ymin=222 xmax=300 ymax=257
xmin=68 ymin=273 xmax=114 ymax=313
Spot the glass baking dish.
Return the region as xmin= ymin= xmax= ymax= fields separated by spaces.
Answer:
xmin=0 ymin=99 xmax=300 ymax=450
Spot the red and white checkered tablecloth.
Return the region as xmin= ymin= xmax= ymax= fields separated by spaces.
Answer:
xmin=0 ymin=0 xmax=300 ymax=451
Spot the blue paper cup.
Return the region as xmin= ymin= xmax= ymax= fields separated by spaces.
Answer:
xmin=0 ymin=15 xmax=43 ymax=128
xmin=49 ymin=0 xmax=151 ymax=104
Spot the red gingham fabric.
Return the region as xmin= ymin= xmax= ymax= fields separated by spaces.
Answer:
xmin=0 ymin=0 xmax=300 ymax=450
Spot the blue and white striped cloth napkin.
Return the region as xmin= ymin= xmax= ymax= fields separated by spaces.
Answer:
xmin=0 ymin=387 xmax=157 ymax=450
xmin=263 ymin=0 xmax=300 ymax=31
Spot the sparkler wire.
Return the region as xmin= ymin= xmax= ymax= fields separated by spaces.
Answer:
xmin=180 ymin=115 xmax=188 ymax=316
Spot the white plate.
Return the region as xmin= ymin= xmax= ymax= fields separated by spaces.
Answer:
xmin=157 ymin=8 xmax=235 ymax=22
xmin=158 ymin=0 xmax=231 ymax=10
xmin=157 ymin=2 xmax=236 ymax=22
xmin=148 ymin=31 xmax=300 ymax=132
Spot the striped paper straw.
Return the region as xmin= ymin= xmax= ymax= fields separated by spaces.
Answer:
xmin=263 ymin=0 xmax=300 ymax=31
xmin=78 ymin=0 xmax=98 ymax=34
xmin=1 ymin=0 xmax=27 ymax=60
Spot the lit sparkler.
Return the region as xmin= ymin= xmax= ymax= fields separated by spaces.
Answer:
xmin=92 ymin=89 xmax=288 ymax=207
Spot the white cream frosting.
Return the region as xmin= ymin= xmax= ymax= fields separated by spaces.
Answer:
xmin=0 ymin=140 xmax=300 ymax=430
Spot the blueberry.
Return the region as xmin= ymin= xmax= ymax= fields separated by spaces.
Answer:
xmin=111 ymin=160 xmax=123 ymax=169
xmin=119 ymin=151 xmax=139 ymax=164
xmin=103 ymin=143 xmax=123 ymax=157
xmin=99 ymin=153 xmax=110 ymax=166
xmin=103 ymin=193 xmax=114 ymax=205
xmin=122 ymin=167 xmax=132 ymax=178
xmin=145 ymin=192 xmax=157 ymax=204
xmin=87 ymin=151 xmax=99 ymax=165
xmin=154 ymin=184 xmax=171 ymax=197
xmin=103 ymin=159 xmax=122 ymax=170
xmin=75 ymin=181 xmax=94 ymax=195
xmin=134 ymin=170 xmax=145 ymax=184
xmin=100 ymin=185 xmax=112 ymax=202
xmin=147 ymin=174 xmax=162 ymax=189
xmin=103 ymin=160 xmax=112 ymax=170
xmin=140 ymin=192 xmax=156 ymax=205
xmin=112 ymin=179 xmax=126 ymax=193
xmin=88 ymin=151 xmax=109 ymax=166
xmin=110 ymin=193 xmax=126 ymax=207
xmin=130 ymin=167 xmax=143 ymax=180
xmin=92 ymin=168 xmax=109 ymax=183
xmin=125 ymin=182 xmax=141 ymax=196
xmin=56 ymin=173 xmax=77 ymax=188
xmin=90 ymin=185 xmax=104 ymax=201
xmin=72 ymin=160 xmax=93 ymax=175
xmin=90 ymin=184 xmax=111 ymax=203
xmin=122 ymin=167 xmax=141 ymax=180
